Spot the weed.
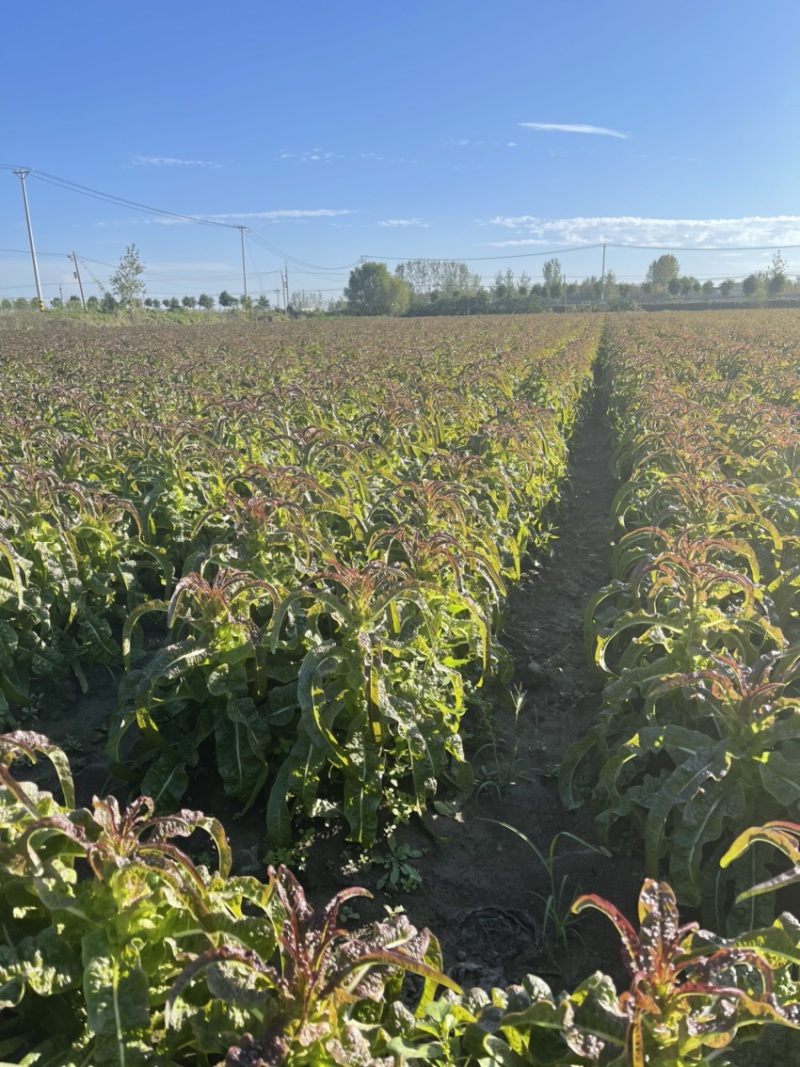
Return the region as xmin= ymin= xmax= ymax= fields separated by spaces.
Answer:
xmin=473 ymin=686 xmax=536 ymax=798
xmin=372 ymin=834 xmax=424 ymax=893
xmin=485 ymin=821 xmax=610 ymax=947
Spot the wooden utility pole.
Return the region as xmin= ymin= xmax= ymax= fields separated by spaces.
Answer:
xmin=13 ymin=169 xmax=45 ymax=311
xmin=237 ymin=226 xmax=248 ymax=299
xmin=70 ymin=253 xmax=87 ymax=310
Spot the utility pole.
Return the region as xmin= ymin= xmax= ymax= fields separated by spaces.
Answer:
xmin=13 ymin=169 xmax=45 ymax=311
xmin=283 ymin=264 xmax=289 ymax=313
xmin=70 ymin=253 xmax=87 ymax=310
xmin=600 ymin=244 xmax=607 ymax=302
xmin=237 ymin=226 xmax=248 ymax=299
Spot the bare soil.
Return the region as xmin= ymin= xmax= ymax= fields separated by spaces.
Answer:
xmin=28 ymin=380 xmax=642 ymax=993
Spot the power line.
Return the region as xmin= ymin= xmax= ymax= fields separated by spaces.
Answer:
xmin=27 ymin=169 xmax=240 ymax=230
xmin=363 ymin=245 xmax=604 ymax=262
xmin=244 ymin=227 xmax=358 ymax=273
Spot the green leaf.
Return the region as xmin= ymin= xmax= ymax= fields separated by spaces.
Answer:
xmin=266 ymin=755 xmax=294 ymax=848
xmin=343 ymin=724 xmax=384 ymax=845
xmin=82 ymin=929 xmax=151 ymax=1067
xmin=643 ymin=739 xmax=731 ymax=879
xmin=758 ymin=750 xmax=800 ymax=807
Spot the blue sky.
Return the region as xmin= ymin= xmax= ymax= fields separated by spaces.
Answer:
xmin=3 ymin=0 xmax=800 ymax=303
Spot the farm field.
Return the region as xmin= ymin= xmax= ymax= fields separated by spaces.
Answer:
xmin=1 ymin=311 xmax=800 ymax=1064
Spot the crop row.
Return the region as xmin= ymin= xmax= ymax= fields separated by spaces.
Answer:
xmin=0 ymin=317 xmax=598 ymax=843
xmin=561 ymin=312 xmax=800 ymax=920
xmin=3 ymin=731 xmax=799 ymax=1065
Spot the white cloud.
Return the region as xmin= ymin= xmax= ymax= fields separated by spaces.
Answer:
xmin=150 ymin=209 xmax=356 ymax=225
xmin=278 ymin=148 xmax=389 ymax=163
xmin=486 ymin=215 xmax=800 ymax=248
xmin=378 ymin=218 xmax=428 ymax=228
xmin=519 ymin=123 xmax=628 ymax=139
xmin=506 ymin=142 xmax=518 ymax=148
xmin=133 ymin=156 xmax=221 ymax=168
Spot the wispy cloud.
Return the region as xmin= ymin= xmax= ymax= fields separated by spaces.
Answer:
xmin=132 ymin=155 xmax=222 ymax=168
xmin=486 ymin=215 xmax=800 ymax=248
xmin=378 ymin=218 xmax=428 ymax=228
xmin=519 ymin=122 xmax=628 ymax=139
xmin=278 ymin=148 xmax=395 ymax=163
xmin=150 ymin=209 xmax=356 ymax=226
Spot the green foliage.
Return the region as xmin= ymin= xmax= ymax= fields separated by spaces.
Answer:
xmin=562 ymin=314 xmax=800 ymax=911
xmin=344 ymin=261 xmax=411 ymax=316
xmin=573 ymin=877 xmax=800 ymax=1065
xmin=645 ymin=254 xmax=680 ymax=289
xmin=109 ymin=243 xmax=146 ymax=307
xmin=0 ymin=731 xmax=460 ymax=1064
xmin=0 ymin=315 xmax=593 ymax=844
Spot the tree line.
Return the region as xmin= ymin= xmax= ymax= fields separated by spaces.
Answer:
xmin=339 ymin=251 xmax=795 ymax=316
xmin=1 ymin=246 xmax=795 ymax=317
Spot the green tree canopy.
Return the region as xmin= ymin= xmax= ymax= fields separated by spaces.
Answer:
xmin=109 ymin=244 xmax=146 ymax=307
xmin=646 ymin=254 xmax=680 ymax=290
xmin=767 ymin=250 xmax=788 ymax=296
xmin=344 ymin=262 xmax=410 ymax=316
xmin=542 ymin=258 xmax=563 ymax=295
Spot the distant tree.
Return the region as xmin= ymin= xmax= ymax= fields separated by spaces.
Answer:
xmin=646 ymin=254 xmax=680 ymax=290
xmin=67 ymin=295 xmax=81 ymax=307
xmin=50 ymin=298 xmax=62 ymax=308
xmin=166 ymin=297 xmax=180 ymax=311
xmin=256 ymin=294 xmax=270 ymax=310
xmin=602 ymin=269 xmax=618 ymax=300
xmin=702 ymin=280 xmax=715 ymax=297
xmin=239 ymin=295 xmax=253 ymax=311
xmin=395 ymin=259 xmax=481 ymax=295
xmin=493 ymin=271 xmax=509 ymax=298
xmin=542 ymin=258 xmax=563 ymax=295
xmin=109 ymin=244 xmax=146 ymax=307
xmin=218 ymin=290 xmax=238 ymax=309
xmin=182 ymin=295 xmax=197 ymax=309
xmin=151 ymin=298 xmax=161 ymax=309
xmin=668 ymin=277 xmax=681 ymax=298
xmin=87 ymin=295 xmax=100 ymax=311
xmin=198 ymin=293 xmax=215 ymax=310
xmin=767 ymin=250 xmax=788 ymax=296
xmin=719 ymin=279 xmax=735 ymax=297
xmin=680 ymin=277 xmax=695 ymax=297
xmin=0 ymin=299 xmax=11 ymax=311
xmin=344 ymin=262 xmax=410 ymax=316
xmin=742 ymin=274 xmax=760 ymax=297
xmin=100 ymin=292 xmax=118 ymax=313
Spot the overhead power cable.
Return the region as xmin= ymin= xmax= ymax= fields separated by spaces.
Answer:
xmin=28 ymin=170 xmax=240 ymax=230
xmin=244 ymin=228 xmax=358 ymax=272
